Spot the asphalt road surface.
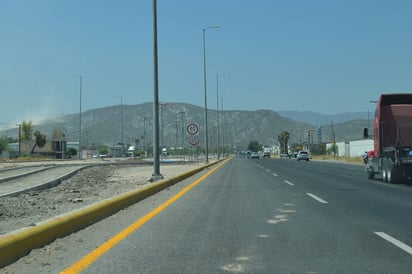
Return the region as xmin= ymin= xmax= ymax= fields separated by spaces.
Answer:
xmin=5 ymin=156 xmax=412 ymax=273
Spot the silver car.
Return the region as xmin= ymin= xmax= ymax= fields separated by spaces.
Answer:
xmin=297 ymin=150 xmax=309 ymax=161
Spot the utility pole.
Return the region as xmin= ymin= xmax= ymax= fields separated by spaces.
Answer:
xmin=177 ymin=111 xmax=187 ymax=148
xmin=159 ymin=102 xmax=167 ymax=150
xmin=151 ymin=0 xmax=162 ymax=180
xmin=331 ymin=121 xmax=336 ymax=156
xmin=17 ymin=124 xmax=21 ymax=158
xmin=73 ymin=74 xmax=82 ymax=159
xmin=142 ymin=116 xmax=147 ymax=157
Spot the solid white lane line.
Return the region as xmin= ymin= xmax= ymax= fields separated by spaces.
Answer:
xmin=284 ymin=180 xmax=294 ymax=186
xmin=306 ymin=193 xmax=328 ymax=204
xmin=272 ymin=173 xmax=278 ymax=177
xmin=374 ymin=232 xmax=412 ymax=256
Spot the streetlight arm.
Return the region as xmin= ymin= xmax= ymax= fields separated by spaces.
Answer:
xmin=203 ymin=25 xmax=220 ymax=31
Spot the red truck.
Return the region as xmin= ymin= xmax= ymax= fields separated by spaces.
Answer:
xmin=364 ymin=93 xmax=412 ymax=183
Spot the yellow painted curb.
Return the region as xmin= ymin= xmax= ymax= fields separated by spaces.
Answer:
xmin=0 ymin=159 xmax=229 ymax=268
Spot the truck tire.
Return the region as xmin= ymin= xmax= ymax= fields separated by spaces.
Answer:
xmin=386 ymin=159 xmax=396 ymax=184
xmin=381 ymin=158 xmax=388 ymax=182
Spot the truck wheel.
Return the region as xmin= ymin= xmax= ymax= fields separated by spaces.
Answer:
xmin=386 ymin=159 xmax=396 ymax=184
xmin=381 ymin=158 xmax=388 ymax=182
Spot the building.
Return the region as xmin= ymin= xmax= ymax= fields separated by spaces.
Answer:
xmin=326 ymin=139 xmax=373 ymax=158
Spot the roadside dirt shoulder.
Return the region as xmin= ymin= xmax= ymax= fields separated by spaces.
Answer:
xmin=0 ymin=163 xmax=199 ymax=235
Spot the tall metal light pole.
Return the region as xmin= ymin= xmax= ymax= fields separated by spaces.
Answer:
xmin=216 ymin=72 xmax=230 ymax=160
xmin=203 ymin=25 xmax=220 ymax=163
xmin=73 ymin=74 xmax=82 ymax=160
xmin=114 ymin=96 xmax=124 ymax=155
xmin=177 ymin=110 xmax=187 ymax=148
xmin=221 ymin=97 xmax=225 ymax=156
xmin=159 ymin=102 xmax=167 ymax=150
xmin=142 ymin=116 xmax=147 ymax=157
xmin=17 ymin=124 xmax=21 ymax=158
xmin=307 ymin=128 xmax=316 ymax=154
xmin=152 ymin=0 xmax=162 ymax=179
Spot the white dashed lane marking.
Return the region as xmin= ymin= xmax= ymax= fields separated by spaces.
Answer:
xmin=306 ymin=193 xmax=328 ymax=204
xmin=374 ymin=232 xmax=412 ymax=256
xmin=284 ymin=180 xmax=294 ymax=186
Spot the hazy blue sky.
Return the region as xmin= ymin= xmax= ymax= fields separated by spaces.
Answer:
xmin=1 ymin=0 xmax=411 ymax=127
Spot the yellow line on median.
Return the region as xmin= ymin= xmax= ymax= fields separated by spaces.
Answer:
xmin=61 ymin=159 xmax=229 ymax=274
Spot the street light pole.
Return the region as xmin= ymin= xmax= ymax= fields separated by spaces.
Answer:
xmin=216 ymin=75 xmax=220 ymax=160
xmin=115 ymin=96 xmax=124 ymax=148
xmin=142 ymin=116 xmax=147 ymax=157
xmin=216 ymin=72 xmax=230 ymax=160
xmin=152 ymin=0 xmax=162 ymax=179
xmin=177 ymin=110 xmax=187 ymax=148
xmin=159 ymin=102 xmax=167 ymax=151
xmin=73 ymin=74 xmax=82 ymax=160
xmin=221 ymin=97 xmax=225 ymax=156
xmin=202 ymin=25 xmax=220 ymax=163
xmin=17 ymin=124 xmax=21 ymax=158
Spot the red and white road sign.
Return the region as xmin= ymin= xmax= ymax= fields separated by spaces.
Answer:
xmin=186 ymin=123 xmax=199 ymax=136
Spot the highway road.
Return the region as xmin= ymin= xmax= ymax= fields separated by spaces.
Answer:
xmin=5 ymin=156 xmax=412 ymax=273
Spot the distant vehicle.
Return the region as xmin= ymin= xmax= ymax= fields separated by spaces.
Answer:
xmin=364 ymin=93 xmax=412 ymax=183
xmin=291 ymin=151 xmax=299 ymax=159
xmin=263 ymin=147 xmax=271 ymax=158
xmin=297 ymin=150 xmax=309 ymax=161
xmin=251 ymin=152 xmax=259 ymax=159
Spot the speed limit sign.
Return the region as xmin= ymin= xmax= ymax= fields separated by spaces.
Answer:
xmin=186 ymin=123 xmax=199 ymax=136
xmin=186 ymin=122 xmax=200 ymax=147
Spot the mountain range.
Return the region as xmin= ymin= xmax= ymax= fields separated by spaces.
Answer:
xmin=1 ymin=103 xmax=370 ymax=150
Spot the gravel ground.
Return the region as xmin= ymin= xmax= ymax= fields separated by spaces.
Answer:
xmin=0 ymin=161 xmax=199 ymax=235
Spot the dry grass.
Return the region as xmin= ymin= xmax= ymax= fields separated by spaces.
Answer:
xmin=311 ymin=155 xmax=363 ymax=165
xmin=2 ymin=156 xmax=55 ymax=162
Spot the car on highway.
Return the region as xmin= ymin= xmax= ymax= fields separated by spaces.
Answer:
xmin=263 ymin=147 xmax=271 ymax=158
xmin=297 ymin=150 xmax=309 ymax=161
xmin=251 ymin=152 xmax=259 ymax=159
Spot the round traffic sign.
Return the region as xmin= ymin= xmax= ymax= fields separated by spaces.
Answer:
xmin=186 ymin=123 xmax=199 ymax=136
xmin=188 ymin=136 xmax=200 ymax=146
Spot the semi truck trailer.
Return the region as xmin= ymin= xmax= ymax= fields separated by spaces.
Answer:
xmin=364 ymin=93 xmax=412 ymax=183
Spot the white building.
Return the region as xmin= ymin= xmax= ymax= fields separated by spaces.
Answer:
xmin=326 ymin=139 xmax=373 ymax=157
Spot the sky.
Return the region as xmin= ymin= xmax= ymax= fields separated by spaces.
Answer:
xmin=1 ymin=0 xmax=412 ymax=128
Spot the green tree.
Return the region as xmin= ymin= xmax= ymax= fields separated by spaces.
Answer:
xmin=21 ymin=120 xmax=33 ymax=140
xmin=247 ymin=141 xmax=261 ymax=152
xmin=98 ymin=145 xmax=109 ymax=155
xmin=0 ymin=137 xmax=7 ymax=154
xmin=278 ymin=131 xmax=290 ymax=154
xmin=327 ymin=143 xmax=338 ymax=156
xmin=66 ymin=147 xmax=77 ymax=156
xmin=31 ymin=130 xmax=47 ymax=153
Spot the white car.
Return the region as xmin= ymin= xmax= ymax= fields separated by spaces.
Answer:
xmin=251 ymin=152 xmax=259 ymax=159
xmin=297 ymin=151 xmax=309 ymax=161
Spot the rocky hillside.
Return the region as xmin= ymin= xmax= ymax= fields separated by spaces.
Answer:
xmin=2 ymin=103 xmax=368 ymax=149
